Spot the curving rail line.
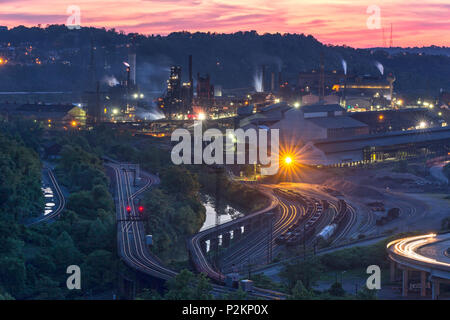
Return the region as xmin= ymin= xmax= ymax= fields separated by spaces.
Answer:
xmin=110 ymin=164 xmax=285 ymax=299
xmin=111 ymin=164 xmax=176 ymax=280
xmin=27 ymin=168 xmax=66 ymax=226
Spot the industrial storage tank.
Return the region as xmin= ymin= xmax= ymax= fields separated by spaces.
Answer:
xmin=317 ymin=224 xmax=337 ymax=241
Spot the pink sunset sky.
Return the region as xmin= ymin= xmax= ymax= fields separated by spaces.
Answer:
xmin=1 ymin=0 xmax=449 ymax=48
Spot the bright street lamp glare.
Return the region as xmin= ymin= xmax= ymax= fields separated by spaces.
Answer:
xmin=284 ymin=156 xmax=293 ymax=164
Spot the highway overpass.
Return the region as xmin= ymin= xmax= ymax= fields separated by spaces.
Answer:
xmin=387 ymin=233 xmax=450 ymax=299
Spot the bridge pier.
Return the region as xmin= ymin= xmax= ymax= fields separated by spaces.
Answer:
xmin=402 ymin=268 xmax=409 ymax=297
xmin=234 ymin=228 xmax=242 ymax=240
xmin=210 ymin=238 xmax=218 ymax=251
xmin=390 ymin=261 xmax=396 ymax=282
xmin=222 ymin=232 xmax=231 ymax=247
xmin=420 ymin=271 xmax=427 ymax=297
xmin=432 ymin=279 xmax=440 ymax=300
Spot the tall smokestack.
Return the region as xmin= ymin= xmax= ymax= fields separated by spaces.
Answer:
xmin=189 ymin=55 xmax=193 ymax=83
xmin=96 ymin=81 xmax=101 ymax=123
xmin=189 ymin=55 xmax=193 ymax=106
xmin=126 ymin=66 xmax=131 ymax=89
xmin=271 ymin=72 xmax=275 ymax=92
xmin=342 ymin=74 xmax=347 ymax=107
xmin=128 ymin=53 xmax=136 ymax=86
xmin=319 ymin=52 xmax=325 ymax=101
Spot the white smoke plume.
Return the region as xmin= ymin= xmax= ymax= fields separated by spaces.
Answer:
xmin=253 ymin=70 xmax=263 ymax=92
xmin=102 ymin=75 xmax=119 ymax=87
xmin=341 ymin=59 xmax=347 ymax=75
xmin=375 ymin=61 xmax=384 ymax=75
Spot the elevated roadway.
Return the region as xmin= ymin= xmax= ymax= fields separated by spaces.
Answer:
xmin=387 ymin=233 xmax=450 ymax=299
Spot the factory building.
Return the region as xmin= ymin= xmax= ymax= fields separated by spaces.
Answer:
xmin=298 ymin=70 xmax=345 ymax=94
xmin=0 ymin=103 xmax=86 ymax=128
xmin=196 ymin=73 xmax=214 ymax=108
xmin=159 ymin=56 xmax=194 ymax=118
xmin=242 ymin=103 xmax=369 ymax=143
xmin=300 ymin=127 xmax=450 ymax=166
xmin=296 ymin=69 xmax=394 ymax=110
xmin=350 ymin=108 xmax=443 ymax=134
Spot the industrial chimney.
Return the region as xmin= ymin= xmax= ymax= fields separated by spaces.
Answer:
xmin=271 ymin=72 xmax=275 ymax=92
xmin=189 ymin=55 xmax=193 ymax=106
xmin=128 ymin=53 xmax=136 ymax=86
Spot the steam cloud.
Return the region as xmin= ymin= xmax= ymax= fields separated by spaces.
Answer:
xmin=375 ymin=61 xmax=384 ymax=75
xmin=341 ymin=59 xmax=347 ymax=75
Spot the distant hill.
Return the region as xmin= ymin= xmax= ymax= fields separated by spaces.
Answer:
xmin=0 ymin=25 xmax=449 ymax=98
xmin=370 ymin=46 xmax=450 ymax=57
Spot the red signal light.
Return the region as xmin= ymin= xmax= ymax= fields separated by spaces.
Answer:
xmin=138 ymin=206 xmax=144 ymax=213
xmin=126 ymin=205 xmax=131 ymax=213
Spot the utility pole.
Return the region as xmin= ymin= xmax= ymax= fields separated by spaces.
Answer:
xmin=319 ymin=52 xmax=325 ymax=101
xmin=266 ymin=212 xmax=274 ymax=264
xmin=303 ymin=225 xmax=306 ymax=259
xmin=389 ymin=23 xmax=393 ymax=48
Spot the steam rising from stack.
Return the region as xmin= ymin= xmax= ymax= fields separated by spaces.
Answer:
xmin=341 ymin=59 xmax=347 ymax=75
xmin=253 ymin=70 xmax=263 ymax=92
xmin=103 ymin=75 xmax=119 ymax=87
xmin=375 ymin=61 xmax=384 ymax=75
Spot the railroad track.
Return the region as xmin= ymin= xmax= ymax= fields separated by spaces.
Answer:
xmin=27 ymin=168 xmax=66 ymax=226
xmin=110 ymin=163 xmax=285 ymax=299
xmin=220 ymin=189 xmax=329 ymax=273
xmin=330 ymin=203 xmax=357 ymax=245
xmin=112 ymin=164 xmax=176 ymax=280
xmin=220 ymin=195 xmax=302 ymax=271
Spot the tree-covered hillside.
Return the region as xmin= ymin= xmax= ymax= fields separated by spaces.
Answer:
xmin=0 ymin=26 xmax=449 ymax=96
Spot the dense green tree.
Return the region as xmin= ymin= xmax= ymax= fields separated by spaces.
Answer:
xmin=161 ymin=166 xmax=200 ymax=197
xmin=356 ymin=287 xmax=378 ymax=300
xmin=135 ymin=288 xmax=163 ymax=300
xmin=51 ymin=231 xmax=83 ymax=272
xmin=289 ymin=280 xmax=315 ymax=300
xmin=81 ymin=250 xmax=116 ymax=292
xmin=0 ymin=289 xmax=14 ymax=300
xmin=328 ymin=282 xmax=346 ymax=297
xmin=32 ymin=275 xmax=65 ymax=300
xmin=165 ymin=270 xmax=213 ymax=300
xmin=280 ymin=257 xmax=323 ymax=290
xmin=222 ymin=288 xmax=248 ymax=300
xmin=0 ymin=256 xmax=26 ymax=293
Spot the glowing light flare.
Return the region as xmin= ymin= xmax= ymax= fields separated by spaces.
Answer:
xmin=198 ymin=112 xmax=206 ymax=121
xmin=277 ymin=142 xmax=305 ymax=181
xmin=418 ymin=121 xmax=427 ymax=129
